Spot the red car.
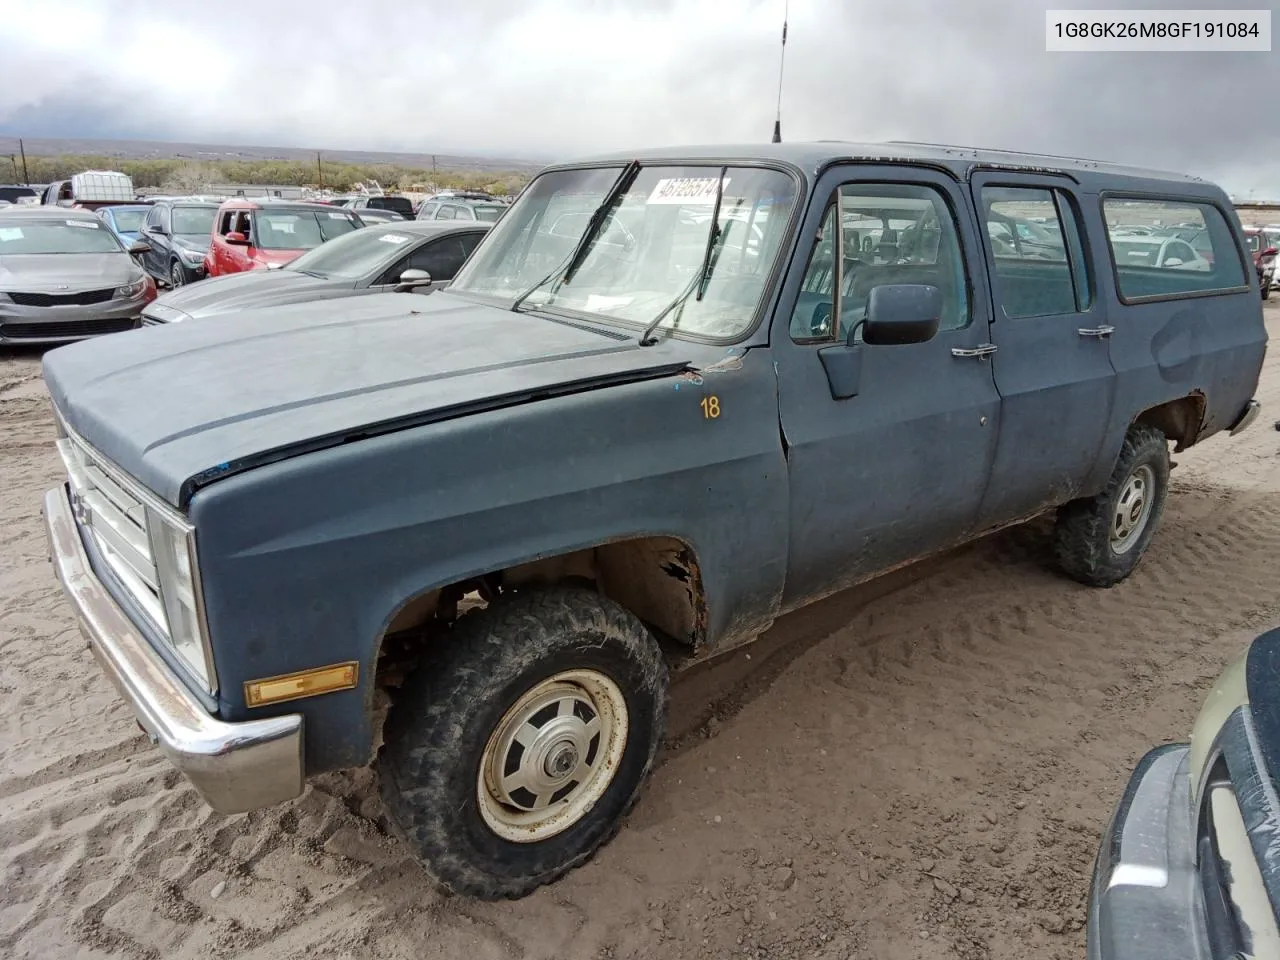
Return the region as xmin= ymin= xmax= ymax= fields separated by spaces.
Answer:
xmin=204 ymin=199 xmax=364 ymax=277
xmin=1243 ymin=226 xmax=1278 ymax=299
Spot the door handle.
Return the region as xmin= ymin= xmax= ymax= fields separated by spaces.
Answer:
xmin=951 ymin=343 xmax=998 ymax=359
xmin=1078 ymin=325 xmax=1115 ymax=339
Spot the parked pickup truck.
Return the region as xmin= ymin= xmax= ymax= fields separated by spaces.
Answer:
xmin=41 ymin=142 xmax=1266 ymax=900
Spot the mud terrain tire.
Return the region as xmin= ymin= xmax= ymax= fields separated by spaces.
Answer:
xmin=379 ymin=586 xmax=668 ymax=899
xmin=1054 ymin=424 xmax=1170 ymax=587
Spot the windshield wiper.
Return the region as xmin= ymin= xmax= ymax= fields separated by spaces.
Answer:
xmin=638 ymin=167 xmax=726 ymax=346
xmin=510 ymin=160 xmax=640 ymax=314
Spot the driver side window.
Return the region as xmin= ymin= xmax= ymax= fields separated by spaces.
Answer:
xmin=788 ymin=205 xmax=838 ymax=341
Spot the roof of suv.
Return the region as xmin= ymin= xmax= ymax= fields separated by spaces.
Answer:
xmin=564 ymin=141 xmax=1209 ymax=186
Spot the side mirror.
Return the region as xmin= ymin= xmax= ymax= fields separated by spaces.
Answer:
xmin=395 ymin=268 xmax=433 ymax=292
xmin=150 ymin=224 xmax=168 ymax=236
xmin=128 ymin=241 xmax=152 ymax=255
xmin=1163 ymin=257 xmax=1184 ymax=267
xmin=860 ymin=284 xmax=942 ymax=346
xmin=225 ymin=231 xmax=250 ymax=246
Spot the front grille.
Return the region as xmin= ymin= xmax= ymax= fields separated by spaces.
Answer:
xmin=57 ymin=436 xmax=167 ymax=632
xmin=9 ymin=288 xmax=116 ymax=307
xmin=0 ymin=318 xmax=136 ymax=339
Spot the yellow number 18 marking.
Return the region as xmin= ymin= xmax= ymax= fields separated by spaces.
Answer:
xmin=701 ymin=395 xmax=721 ymax=419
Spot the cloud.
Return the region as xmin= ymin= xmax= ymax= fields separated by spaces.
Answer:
xmin=0 ymin=0 xmax=1277 ymax=193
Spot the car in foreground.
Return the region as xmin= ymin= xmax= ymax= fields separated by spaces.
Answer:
xmin=204 ymin=199 xmax=364 ymax=277
xmin=40 ymin=142 xmax=1265 ymax=901
xmin=0 ymin=207 xmax=155 ymax=344
xmin=142 ymin=221 xmax=489 ymax=325
xmin=136 ymin=198 xmax=219 ymax=288
xmin=1088 ymin=625 xmax=1280 ymax=959
xmin=97 ymin=204 xmax=152 ymax=245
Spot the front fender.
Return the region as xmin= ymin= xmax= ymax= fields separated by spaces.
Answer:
xmin=190 ymin=349 xmax=789 ymax=772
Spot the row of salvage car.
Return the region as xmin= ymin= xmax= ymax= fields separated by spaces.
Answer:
xmin=0 ymin=200 xmax=491 ymax=344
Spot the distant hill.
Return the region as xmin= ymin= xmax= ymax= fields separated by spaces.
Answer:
xmin=0 ymin=135 xmax=543 ymax=175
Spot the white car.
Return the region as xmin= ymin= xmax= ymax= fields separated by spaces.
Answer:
xmin=1109 ymin=235 xmax=1212 ymax=271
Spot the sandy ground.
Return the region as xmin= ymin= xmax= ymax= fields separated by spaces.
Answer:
xmin=2 ymin=309 xmax=1279 ymax=960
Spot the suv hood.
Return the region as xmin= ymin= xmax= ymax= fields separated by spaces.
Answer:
xmin=145 ymin=269 xmax=349 ymax=321
xmin=43 ymin=291 xmax=695 ymax=507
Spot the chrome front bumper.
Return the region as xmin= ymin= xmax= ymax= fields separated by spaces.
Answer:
xmin=43 ymin=485 xmax=304 ymax=814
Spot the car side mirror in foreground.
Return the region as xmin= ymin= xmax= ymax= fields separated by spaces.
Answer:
xmin=860 ymin=283 xmax=942 ymax=346
xmin=395 ymin=268 xmax=433 ymax=292
xmin=225 ymin=231 xmax=250 ymax=246
xmin=128 ymin=241 xmax=152 ymax=256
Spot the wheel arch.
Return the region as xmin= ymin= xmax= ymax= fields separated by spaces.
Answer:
xmin=1132 ymin=392 xmax=1206 ymax=453
xmin=365 ymin=534 xmax=709 ymax=752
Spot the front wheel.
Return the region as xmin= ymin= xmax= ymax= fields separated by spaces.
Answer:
xmin=1262 ymin=284 xmax=1271 ymax=301
xmin=1053 ymin=424 xmax=1170 ymax=587
xmin=379 ymin=587 xmax=668 ymax=899
xmin=170 ymin=261 xmax=187 ymax=288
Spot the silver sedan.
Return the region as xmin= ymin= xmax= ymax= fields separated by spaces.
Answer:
xmin=0 ymin=207 xmax=156 ymax=344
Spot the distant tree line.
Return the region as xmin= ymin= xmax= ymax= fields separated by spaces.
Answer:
xmin=10 ymin=154 xmax=532 ymax=197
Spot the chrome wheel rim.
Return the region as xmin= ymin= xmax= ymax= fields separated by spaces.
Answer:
xmin=170 ymin=263 xmax=184 ymax=287
xmin=478 ymin=669 xmax=628 ymax=843
xmin=1111 ymin=463 xmax=1155 ymax=555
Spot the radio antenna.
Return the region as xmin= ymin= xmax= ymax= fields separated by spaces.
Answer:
xmin=771 ymin=0 xmax=788 ymax=143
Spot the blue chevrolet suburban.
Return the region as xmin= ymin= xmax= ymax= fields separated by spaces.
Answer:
xmin=40 ymin=142 xmax=1265 ymax=899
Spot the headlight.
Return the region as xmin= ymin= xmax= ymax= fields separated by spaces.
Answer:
xmin=114 ymin=277 xmax=147 ymax=299
xmin=147 ymin=512 xmax=214 ymax=690
xmin=180 ymin=247 xmax=207 ymax=265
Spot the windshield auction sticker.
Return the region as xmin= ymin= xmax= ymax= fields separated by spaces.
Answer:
xmin=1046 ymin=9 xmax=1270 ymax=50
xmin=647 ymin=177 xmax=732 ymax=205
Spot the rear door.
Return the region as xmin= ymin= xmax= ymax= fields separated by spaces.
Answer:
xmin=969 ymin=172 xmax=1117 ymax=529
xmin=772 ymin=164 xmax=1002 ymax=608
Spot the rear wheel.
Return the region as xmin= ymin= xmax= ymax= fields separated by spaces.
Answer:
xmin=379 ymin=587 xmax=668 ymax=899
xmin=1053 ymin=424 xmax=1170 ymax=587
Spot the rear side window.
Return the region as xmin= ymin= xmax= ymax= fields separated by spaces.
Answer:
xmin=1102 ymin=198 xmax=1246 ymax=301
xmin=981 ymin=186 xmax=1092 ymax=319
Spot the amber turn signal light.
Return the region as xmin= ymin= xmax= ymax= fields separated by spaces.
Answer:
xmin=244 ymin=662 xmax=359 ymax=707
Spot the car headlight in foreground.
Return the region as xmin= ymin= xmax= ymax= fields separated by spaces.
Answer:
xmin=115 ymin=277 xmax=150 ymax=300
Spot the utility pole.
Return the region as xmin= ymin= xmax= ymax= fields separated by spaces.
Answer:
xmin=18 ymin=138 xmax=29 ymax=185
xmin=316 ymin=151 xmax=324 ymax=189
xmin=432 ymin=154 xmax=437 ymax=173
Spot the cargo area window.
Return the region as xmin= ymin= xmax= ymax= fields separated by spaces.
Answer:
xmin=1102 ymin=198 xmax=1247 ymax=301
xmin=981 ymin=186 xmax=1092 ymax=319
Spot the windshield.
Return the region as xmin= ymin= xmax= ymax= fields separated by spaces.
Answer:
xmin=109 ymin=208 xmax=147 ymax=233
xmin=254 ymin=210 xmax=361 ymax=250
xmin=286 ymin=225 xmax=416 ymax=280
xmin=0 ymin=218 xmax=123 ymax=254
xmin=449 ymin=164 xmax=798 ymax=339
xmin=172 ymin=206 xmax=217 ymax=236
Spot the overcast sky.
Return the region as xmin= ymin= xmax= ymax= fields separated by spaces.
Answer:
xmin=1 ymin=0 xmax=1277 ymax=194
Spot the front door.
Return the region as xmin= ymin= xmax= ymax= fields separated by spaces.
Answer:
xmin=968 ymin=173 xmax=1118 ymax=529
xmin=773 ymin=165 xmax=1002 ymax=609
